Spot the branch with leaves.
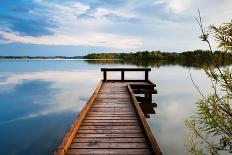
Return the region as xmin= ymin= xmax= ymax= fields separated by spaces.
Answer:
xmin=186 ymin=11 xmax=232 ymax=155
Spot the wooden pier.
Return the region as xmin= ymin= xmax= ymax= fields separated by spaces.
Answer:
xmin=55 ymin=68 xmax=162 ymax=155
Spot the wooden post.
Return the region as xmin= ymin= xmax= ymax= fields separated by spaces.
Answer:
xmin=148 ymin=94 xmax=152 ymax=103
xmin=103 ymin=71 xmax=107 ymax=82
xmin=145 ymin=71 xmax=149 ymax=81
xmin=121 ymin=70 xmax=124 ymax=81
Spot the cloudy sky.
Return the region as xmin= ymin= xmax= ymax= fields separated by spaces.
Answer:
xmin=0 ymin=0 xmax=231 ymax=56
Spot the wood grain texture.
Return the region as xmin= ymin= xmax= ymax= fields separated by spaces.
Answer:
xmin=56 ymin=79 xmax=162 ymax=155
xmin=81 ymin=122 xmax=141 ymax=126
xmin=79 ymin=125 xmax=141 ymax=130
xmin=77 ymin=129 xmax=143 ymax=134
xmin=69 ymin=142 xmax=149 ymax=149
xmin=75 ymin=133 xmax=145 ymax=138
xmin=128 ymin=85 xmax=162 ymax=155
xmin=72 ymin=137 xmax=147 ymax=143
xmin=67 ymin=148 xmax=152 ymax=155
xmin=85 ymin=116 xmax=138 ymax=120
xmin=55 ymin=80 xmax=103 ymax=155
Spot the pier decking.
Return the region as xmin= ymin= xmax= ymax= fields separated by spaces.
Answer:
xmin=55 ymin=68 xmax=162 ymax=155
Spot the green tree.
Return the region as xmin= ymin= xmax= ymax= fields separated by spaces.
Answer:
xmin=186 ymin=12 xmax=232 ymax=154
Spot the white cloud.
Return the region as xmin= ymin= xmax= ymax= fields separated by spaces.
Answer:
xmin=1 ymin=0 xmax=232 ymax=52
xmin=0 ymin=70 xmax=101 ymax=125
xmin=153 ymin=0 xmax=165 ymax=5
xmin=0 ymin=0 xmax=142 ymax=49
xmin=0 ymin=31 xmax=142 ymax=48
xmin=167 ymin=0 xmax=192 ymax=13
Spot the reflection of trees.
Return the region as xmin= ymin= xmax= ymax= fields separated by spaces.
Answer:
xmin=84 ymin=59 xmax=123 ymax=65
xmin=84 ymin=59 xmax=232 ymax=69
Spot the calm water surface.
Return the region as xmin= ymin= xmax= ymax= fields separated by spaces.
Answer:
xmin=0 ymin=60 xmax=212 ymax=155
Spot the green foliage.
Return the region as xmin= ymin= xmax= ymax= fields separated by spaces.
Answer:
xmin=210 ymin=21 xmax=232 ymax=52
xmin=186 ymin=19 xmax=232 ymax=154
xmin=83 ymin=50 xmax=232 ymax=68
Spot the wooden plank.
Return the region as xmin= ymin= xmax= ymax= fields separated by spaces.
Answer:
xmin=85 ymin=116 xmax=138 ymax=120
xmin=89 ymin=108 xmax=135 ymax=111
xmin=132 ymin=89 xmax=157 ymax=94
xmin=89 ymin=107 xmax=134 ymax=109
xmin=95 ymin=98 xmax=131 ymax=101
xmin=88 ymin=109 xmax=135 ymax=112
xmin=69 ymin=142 xmax=149 ymax=149
xmin=99 ymin=90 xmax=127 ymax=92
xmin=89 ymin=107 xmax=135 ymax=110
xmin=96 ymin=97 xmax=131 ymax=100
xmin=77 ymin=129 xmax=143 ymax=134
xmin=93 ymin=101 xmax=131 ymax=103
xmin=86 ymin=115 xmax=137 ymax=118
xmin=100 ymin=89 xmax=127 ymax=91
xmin=98 ymin=92 xmax=127 ymax=94
xmin=128 ymin=85 xmax=163 ymax=155
xmin=94 ymin=101 xmax=131 ymax=103
xmin=92 ymin=105 xmax=133 ymax=108
xmin=93 ymin=104 xmax=131 ymax=106
xmin=87 ymin=112 xmax=136 ymax=115
xmin=81 ymin=122 xmax=140 ymax=126
xmin=98 ymin=94 xmax=129 ymax=96
xmin=93 ymin=102 xmax=132 ymax=105
xmin=83 ymin=119 xmax=139 ymax=123
xmin=101 ymin=86 xmax=126 ymax=88
xmin=100 ymin=86 xmax=126 ymax=88
xmin=86 ymin=112 xmax=138 ymax=117
xmin=99 ymin=92 xmax=129 ymax=95
xmin=90 ymin=107 xmax=133 ymax=109
xmin=97 ymin=89 xmax=127 ymax=91
xmin=55 ymin=81 xmax=103 ymax=155
xmin=94 ymin=101 xmax=131 ymax=104
xmin=130 ymin=83 xmax=156 ymax=89
xmin=56 ymin=78 xmax=161 ymax=155
xmin=75 ymin=133 xmax=145 ymax=138
xmin=96 ymin=95 xmax=129 ymax=98
xmin=97 ymin=95 xmax=130 ymax=98
xmin=99 ymin=91 xmax=127 ymax=93
xmin=67 ymin=148 xmax=152 ymax=155
xmin=92 ymin=105 xmax=132 ymax=108
xmin=79 ymin=125 xmax=141 ymax=130
xmin=72 ymin=137 xmax=147 ymax=143
xmin=99 ymin=86 xmax=125 ymax=88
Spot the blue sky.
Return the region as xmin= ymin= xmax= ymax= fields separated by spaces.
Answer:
xmin=0 ymin=0 xmax=232 ymax=56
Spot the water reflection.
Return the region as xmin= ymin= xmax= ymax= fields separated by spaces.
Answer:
xmin=0 ymin=69 xmax=101 ymax=155
xmin=0 ymin=60 xmax=216 ymax=155
xmin=0 ymin=71 xmax=103 ymax=124
xmin=85 ymin=59 xmax=232 ymax=68
xmin=148 ymin=67 xmax=212 ymax=155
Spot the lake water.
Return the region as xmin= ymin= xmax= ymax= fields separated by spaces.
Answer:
xmin=0 ymin=59 xmax=213 ymax=155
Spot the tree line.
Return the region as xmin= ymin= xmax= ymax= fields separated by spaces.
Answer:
xmin=83 ymin=50 xmax=232 ymax=66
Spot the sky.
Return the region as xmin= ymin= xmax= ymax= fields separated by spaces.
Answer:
xmin=0 ymin=0 xmax=232 ymax=56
